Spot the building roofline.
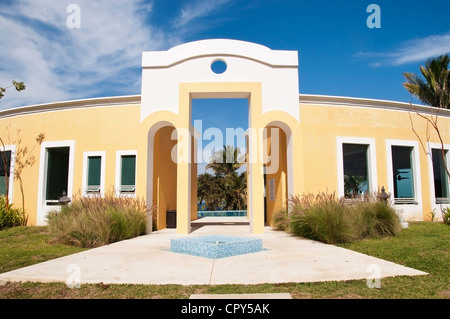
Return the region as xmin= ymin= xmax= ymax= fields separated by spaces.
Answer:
xmin=1 ymin=93 xmax=448 ymax=119
xmin=0 ymin=95 xmax=141 ymax=119
xmin=299 ymin=94 xmax=450 ymax=117
xmin=142 ymin=39 xmax=298 ymax=69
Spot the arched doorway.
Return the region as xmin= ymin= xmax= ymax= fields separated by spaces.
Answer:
xmin=263 ymin=123 xmax=292 ymax=226
xmin=147 ymin=123 xmax=178 ymax=230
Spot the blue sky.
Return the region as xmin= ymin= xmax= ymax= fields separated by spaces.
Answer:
xmin=1 ymin=0 xmax=449 ymax=109
xmin=1 ymin=0 xmax=449 ymax=173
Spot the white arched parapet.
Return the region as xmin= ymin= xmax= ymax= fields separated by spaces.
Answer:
xmin=141 ymin=39 xmax=299 ymax=122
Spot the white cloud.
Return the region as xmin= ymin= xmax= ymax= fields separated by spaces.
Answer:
xmin=391 ymin=33 xmax=450 ymax=65
xmin=174 ymin=0 xmax=232 ymax=27
xmin=0 ymin=0 xmax=177 ymax=110
xmin=356 ymin=32 xmax=450 ymax=67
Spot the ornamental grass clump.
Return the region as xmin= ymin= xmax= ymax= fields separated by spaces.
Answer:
xmin=272 ymin=209 xmax=289 ymax=231
xmin=350 ymin=200 xmax=402 ymax=238
xmin=275 ymin=191 xmax=402 ymax=244
xmin=47 ymin=191 xmax=151 ymax=248
xmin=288 ymin=192 xmax=356 ymax=244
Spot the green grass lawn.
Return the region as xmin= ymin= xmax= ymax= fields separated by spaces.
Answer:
xmin=0 ymin=226 xmax=87 ymax=274
xmin=0 ymin=222 xmax=448 ymax=299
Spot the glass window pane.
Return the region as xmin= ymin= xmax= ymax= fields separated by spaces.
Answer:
xmin=0 ymin=151 xmax=11 ymax=196
xmin=392 ymin=146 xmax=414 ymax=199
xmin=87 ymin=156 xmax=101 ymax=187
xmin=432 ymin=148 xmax=449 ymax=198
xmin=343 ymin=144 xmax=369 ymax=197
xmin=46 ymin=147 xmax=70 ymax=201
xmin=121 ymin=155 xmax=136 ymax=187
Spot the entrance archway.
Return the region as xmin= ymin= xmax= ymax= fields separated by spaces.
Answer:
xmin=147 ymin=123 xmax=177 ymax=230
xmin=141 ymin=39 xmax=300 ymax=234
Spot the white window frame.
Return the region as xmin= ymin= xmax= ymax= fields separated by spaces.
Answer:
xmin=386 ymin=139 xmax=423 ymax=220
xmin=0 ymin=144 xmax=16 ymax=201
xmin=82 ymin=151 xmax=106 ymax=197
xmin=115 ymin=150 xmax=137 ymax=197
xmin=336 ymin=137 xmax=377 ymax=199
xmin=37 ymin=140 xmax=75 ymax=225
xmin=427 ymin=142 xmax=450 ymax=218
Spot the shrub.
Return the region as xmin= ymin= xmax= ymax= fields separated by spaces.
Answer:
xmin=282 ymin=192 xmax=402 ymax=244
xmin=442 ymin=207 xmax=450 ymax=225
xmin=288 ymin=192 xmax=356 ymax=244
xmin=47 ymin=191 xmax=151 ymax=248
xmin=350 ymin=200 xmax=401 ymax=238
xmin=272 ymin=209 xmax=290 ymax=231
xmin=0 ymin=196 xmax=28 ymax=230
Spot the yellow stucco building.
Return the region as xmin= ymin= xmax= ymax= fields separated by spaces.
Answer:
xmin=1 ymin=39 xmax=449 ymax=234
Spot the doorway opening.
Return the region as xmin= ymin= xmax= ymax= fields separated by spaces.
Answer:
xmin=45 ymin=147 xmax=70 ymax=206
xmin=263 ymin=124 xmax=289 ymax=226
xmin=151 ymin=125 xmax=178 ymax=230
xmin=191 ymin=98 xmax=249 ymax=231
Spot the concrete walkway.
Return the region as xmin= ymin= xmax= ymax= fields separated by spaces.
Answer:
xmin=0 ymin=217 xmax=427 ymax=286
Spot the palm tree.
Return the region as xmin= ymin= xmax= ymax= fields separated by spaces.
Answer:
xmin=227 ymin=171 xmax=247 ymax=210
xmin=403 ymin=54 xmax=449 ymax=108
xmin=206 ymin=145 xmax=245 ymax=177
xmin=199 ymin=145 xmax=247 ymax=211
xmin=197 ymin=173 xmax=224 ymax=211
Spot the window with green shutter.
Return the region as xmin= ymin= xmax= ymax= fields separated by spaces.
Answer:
xmin=120 ymin=155 xmax=136 ymax=193
xmin=87 ymin=156 xmax=101 ymax=193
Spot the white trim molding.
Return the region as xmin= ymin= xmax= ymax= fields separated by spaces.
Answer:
xmin=385 ymin=139 xmax=423 ymax=221
xmin=82 ymin=151 xmax=106 ymax=197
xmin=141 ymin=39 xmax=299 ymax=122
xmin=115 ymin=150 xmax=138 ymax=198
xmin=36 ymin=140 xmax=75 ymax=225
xmin=300 ymin=94 xmax=450 ymax=119
xmin=0 ymin=144 xmax=16 ymax=202
xmin=336 ymin=137 xmax=377 ymax=198
xmin=0 ymin=95 xmax=140 ymax=119
xmin=427 ymin=142 xmax=450 ymax=221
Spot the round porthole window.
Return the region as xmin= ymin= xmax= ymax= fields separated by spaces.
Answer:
xmin=211 ymin=59 xmax=227 ymax=74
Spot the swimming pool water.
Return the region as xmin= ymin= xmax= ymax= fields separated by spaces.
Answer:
xmin=197 ymin=210 xmax=247 ymax=217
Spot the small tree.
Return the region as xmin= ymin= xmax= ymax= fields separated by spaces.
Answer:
xmin=403 ymin=55 xmax=450 ymax=222
xmin=1 ymin=125 xmax=45 ymax=216
xmin=403 ymin=54 xmax=450 ymax=178
xmin=0 ymin=80 xmax=26 ymax=101
xmin=0 ymin=80 xmax=26 ymax=214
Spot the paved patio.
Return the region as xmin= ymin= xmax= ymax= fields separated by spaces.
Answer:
xmin=0 ymin=217 xmax=427 ymax=286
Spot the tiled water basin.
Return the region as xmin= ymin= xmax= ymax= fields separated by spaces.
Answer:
xmin=170 ymin=235 xmax=264 ymax=259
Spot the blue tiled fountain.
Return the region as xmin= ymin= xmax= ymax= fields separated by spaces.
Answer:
xmin=170 ymin=235 xmax=264 ymax=259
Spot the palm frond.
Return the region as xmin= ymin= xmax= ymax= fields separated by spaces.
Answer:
xmin=403 ymin=54 xmax=450 ymax=108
